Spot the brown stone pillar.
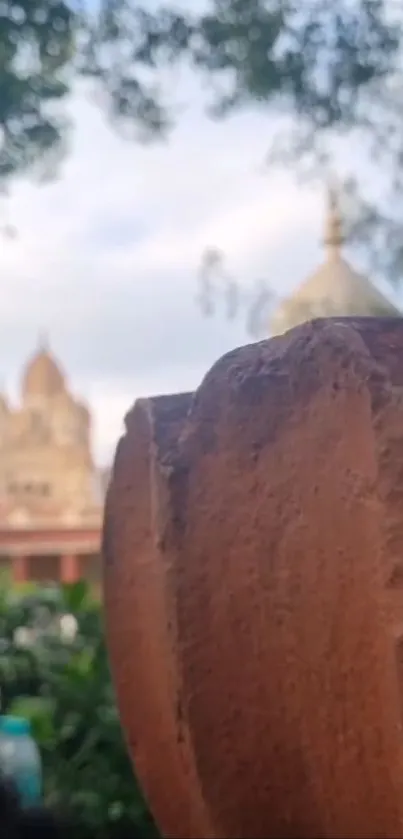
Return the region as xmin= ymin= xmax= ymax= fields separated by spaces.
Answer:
xmin=61 ymin=553 xmax=80 ymax=583
xmin=13 ymin=555 xmax=28 ymax=584
xmin=103 ymin=317 xmax=403 ymax=839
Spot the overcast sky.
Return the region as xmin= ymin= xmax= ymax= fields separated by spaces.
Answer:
xmin=0 ymin=70 xmax=343 ymax=465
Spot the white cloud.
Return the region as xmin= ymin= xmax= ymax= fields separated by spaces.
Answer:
xmin=0 ymin=77 xmax=324 ymax=464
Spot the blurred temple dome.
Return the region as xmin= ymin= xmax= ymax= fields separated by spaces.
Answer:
xmin=270 ymin=186 xmax=401 ymax=336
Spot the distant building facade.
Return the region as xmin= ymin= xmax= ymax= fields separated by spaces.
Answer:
xmin=0 ymin=338 xmax=103 ymax=585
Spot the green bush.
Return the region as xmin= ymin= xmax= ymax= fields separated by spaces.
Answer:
xmin=0 ymin=576 xmax=159 ymax=838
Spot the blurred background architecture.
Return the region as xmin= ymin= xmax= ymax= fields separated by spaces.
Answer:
xmin=0 ymin=338 xmax=104 ymax=585
xmin=2 ymin=191 xmax=399 ymax=588
xmin=270 ymin=189 xmax=400 ymax=335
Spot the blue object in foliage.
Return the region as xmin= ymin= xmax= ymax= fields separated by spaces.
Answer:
xmin=0 ymin=715 xmax=42 ymax=806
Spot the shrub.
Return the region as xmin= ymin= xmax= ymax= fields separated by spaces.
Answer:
xmin=0 ymin=576 xmax=159 ymax=838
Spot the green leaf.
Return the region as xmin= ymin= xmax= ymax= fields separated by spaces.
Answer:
xmin=61 ymin=579 xmax=91 ymax=613
xmin=8 ymin=695 xmax=56 ymax=745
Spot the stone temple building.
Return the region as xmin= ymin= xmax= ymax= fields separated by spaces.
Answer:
xmin=0 ymin=338 xmax=102 ymax=585
xmin=1 ymin=189 xmax=399 ymax=586
xmin=270 ymin=187 xmax=401 ymax=335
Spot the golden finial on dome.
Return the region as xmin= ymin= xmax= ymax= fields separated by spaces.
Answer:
xmin=323 ymin=182 xmax=344 ymax=258
xmin=37 ymin=329 xmax=49 ymax=352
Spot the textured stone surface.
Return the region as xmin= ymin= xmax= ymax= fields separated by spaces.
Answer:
xmin=103 ymin=318 xmax=403 ymax=838
xmin=103 ymin=393 xmax=214 ymax=839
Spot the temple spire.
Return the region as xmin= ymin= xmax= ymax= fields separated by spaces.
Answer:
xmin=37 ymin=329 xmax=49 ymax=352
xmin=323 ymin=183 xmax=344 ymax=258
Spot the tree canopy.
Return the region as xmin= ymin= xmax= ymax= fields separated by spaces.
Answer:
xmin=1 ymin=0 xmax=403 ymax=281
